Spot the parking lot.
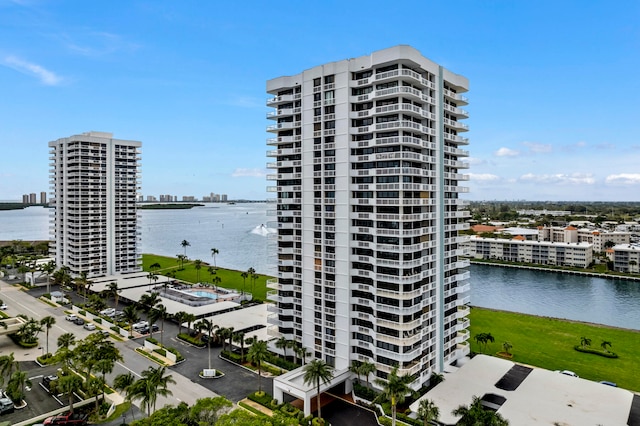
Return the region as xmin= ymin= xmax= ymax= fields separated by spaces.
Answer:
xmin=0 ymin=362 xmax=74 ymax=424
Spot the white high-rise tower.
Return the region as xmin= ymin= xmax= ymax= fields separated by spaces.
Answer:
xmin=267 ymin=46 xmax=471 ymax=412
xmin=49 ymin=131 xmax=142 ymax=277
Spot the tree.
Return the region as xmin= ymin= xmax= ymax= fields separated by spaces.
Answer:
xmin=474 ymin=332 xmax=495 ymax=353
xmin=248 ymin=267 xmax=257 ymax=293
xmin=6 ymin=369 xmax=31 ymax=404
xmin=211 ymin=248 xmax=219 ymax=268
xmin=374 ymin=366 xmax=414 ymax=426
xmin=89 ymin=294 xmax=107 ymax=313
xmin=580 ymin=336 xmax=592 ymax=348
xmin=360 ymin=360 xmax=376 ymax=387
xmin=417 ymin=398 xmax=440 ymax=426
xmin=0 ymin=353 xmax=19 ymax=387
xmin=240 ymin=271 xmax=249 ymax=295
xmin=502 ymin=341 xmax=513 ymax=355
xmin=247 ymin=339 xmax=269 ymax=393
xmin=350 ymin=361 xmax=362 ymax=384
xmin=40 ymin=316 xmax=56 ymax=356
xmin=129 ymin=366 xmax=176 ymax=417
xmin=190 ymin=396 xmax=232 ymax=425
xmin=107 ymin=281 xmax=121 ymax=309
xmin=303 ymin=359 xmax=334 ymax=425
xmin=123 ymin=304 xmax=140 ymax=338
xmin=113 ymin=372 xmax=137 ymax=420
xmin=58 ymin=373 xmax=83 ymax=413
xmin=174 ymin=311 xmax=188 ymax=335
xmin=181 ymin=240 xmax=190 ymax=257
xmin=232 ymin=331 xmax=246 ymax=362
xmin=184 ymin=313 xmax=196 ymax=335
xmin=452 ymin=396 xmax=509 ymax=426
xmin=177 ymin=254 xmax=187 ymax=270
xmin=601 ymin=340 xmax=612 ymax=352
xmin=41 ymin=260 xmax=56 ymax=294
xmin=139 ymin=292 xmax=161 ymax=325
xmin=153 ymin=304 xmax=169 ymax=345
xmin=194 ymin=259 xmax=203 ymax=282
xmin=195 ymin=318 xmax=218 ymax=370
xmin=275 ymin=336 xmax=292 ymax=360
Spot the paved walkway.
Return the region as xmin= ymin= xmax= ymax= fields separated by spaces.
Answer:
xmin=239 ymin=398 xmax=273 ymax=415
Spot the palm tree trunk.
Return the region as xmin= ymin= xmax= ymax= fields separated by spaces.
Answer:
xmin=316 ymin=382 xmax=322 ymax=422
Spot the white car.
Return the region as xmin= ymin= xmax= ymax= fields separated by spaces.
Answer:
xmin=65 ymin=314 xmax=78 ymax=321
xmin=0 ymin=304 xmax=7 ymax=310
xmin=100 ymin=308 xmax=116 ymax=317
xmin=133 ymin=321 xmax=149 ymax=331
xmin=83 ymin=323 xmax=96 ymax=331
xmin=559 ymin=370 xmax=579 ymax=378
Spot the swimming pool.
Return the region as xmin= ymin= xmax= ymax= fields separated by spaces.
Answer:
xmin=186 ymin=290 xmax=219 ymax=300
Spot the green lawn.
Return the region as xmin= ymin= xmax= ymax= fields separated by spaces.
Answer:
xmin=141 ymin=254 xmax=272 ymax=301
xmin=469 ymin=307 xmax=640 ymax=391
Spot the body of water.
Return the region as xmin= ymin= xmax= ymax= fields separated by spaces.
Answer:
xmin=2 ymin=204 xmax=640 ymax=329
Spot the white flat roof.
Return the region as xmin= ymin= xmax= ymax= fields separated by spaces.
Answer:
xmin=411 ymin=355 xmax=633 ymax=425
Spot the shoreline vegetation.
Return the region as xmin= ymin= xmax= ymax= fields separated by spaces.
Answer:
xmin=137 ymin=203 xmax=204 ymax=210
xmin=0 ymin=203 xmax=50 ymax=210
xmin=470 ymin=306 xmax=640 ymax=391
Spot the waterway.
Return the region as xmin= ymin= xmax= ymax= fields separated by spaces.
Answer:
xmin=1 ymin=205 xmax=640 ymax=329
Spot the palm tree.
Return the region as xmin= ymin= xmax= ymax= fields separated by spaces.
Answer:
xmin=247 ymin=339 xmax=269 ymax=393
xmin=184 ymin=313 xmax=196 ymax=335
xmin=452 ymin=396 xmax=509 ymax=426
xmin=247 ymin=267 xmax=257 ymax=293
xmin=212 ymin=275 xmax=221 ymax=290
xmin=107 ymin=281 xmax=121 ymax=309
xmin=0 ymin=353 xmax=19 ymax=387
xmin=374 ymin=366 xmax=413 ymax=426
xmin=41 ymin=260 xmax=56 ymax=294
xmin=129 ymin=366 xmax=176 ymax=417
xmin=601 ymin=340 xmax=612 ymax=352
xmin=58 ymin=373 xmax=83 ymax=414
xmin=360 ymin=360 xmax=376 ymax=388
xmin=113 ymin=372 xmax=137 ymax=420
xmin=580 ymin=336 xmax=592 ymax=348
xmin=194 ymin=259 xmax=203 ymax=282
xmin=232 ymin=331 xmax=246 ymax=362
xmin=196 ymin=318 xmax=218 ymax=370
xmin=153 ymin=304 xmax=169 ymax=345
xmin=240 ymin=271 xmax=248 ymax=295
xmin=211 ymin=248 xmax=219 ymax=268
xmin=177 ymin=254 xmax=187 ymax=270
xmin=417 ymin=398 xmax=440 ymax=426
xmin=139 ymin=292 xmax=161 ymax=331
xmin=350 ymin=361 xmax=363 ymax=384
xmin=123 ymin=304 xmax=140 ymax=338
xmin=226 ymin=326 xmax=235 ymax=352
xmin=502 ymin=341 xmax=513 ymax=355
xmin=174 ymin=311 xmax=188 ymax=335
xmin=181 ymin=240 xmax=190 ymax=257
xmin=6 ymin=369 xmax=31 ymax=404
xmin=303 ymin=359 xmax=334 ymax=424
xmin=275 ymin=336 xmax=292 ymax=360
xmin=40 ymin=316 xmax=56 ymax=356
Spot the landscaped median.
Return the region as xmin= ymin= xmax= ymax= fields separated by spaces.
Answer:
xmin=135 ymin=337 xmax=184 ymax=366
xmin=469 ymin=306 xmax=640 ymax=390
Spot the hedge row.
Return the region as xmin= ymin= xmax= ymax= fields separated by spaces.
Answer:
xmin=574 ymin=345 xmax=619 ymax=358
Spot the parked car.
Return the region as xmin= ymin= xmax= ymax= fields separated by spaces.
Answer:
xmin=83 ymin=323 xmax=96 ymax=331
xmin=43 ymin=412 xmax=88 ymax=425
xmin=558 ymin=370 xmax=579 ymax=378
xmin=100 ymin=308 xmax=116 ymax=317
xmin=133 ymin=321 xmax=149 ymax=331
xmin=42 ymin=375 xmax=58 ymax=393
xmin=74 ymin=317 xmax=85 ymax=326
xmin=599 ymin=380 xmax=617 ymax=387
xmin=0 ymin=397 xmax=14 ymax=414
xmin=101 ymin=330 xmax=111 ymax=338
xmin=65 ymin=314 xmax=77 ymax=321
xmin=140 ymin=324 xmax=159 ymax=334
xmin=0 ymin=303 xmax=7 ymax=310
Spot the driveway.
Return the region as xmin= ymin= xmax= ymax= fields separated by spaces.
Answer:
xmin=321 ymin=398 xmax=378 ymax=426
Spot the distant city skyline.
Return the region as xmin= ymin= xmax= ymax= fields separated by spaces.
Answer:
xmin=1 ymin=1 xmax=639 ymax=201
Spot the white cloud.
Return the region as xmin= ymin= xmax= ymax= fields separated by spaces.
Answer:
xmin=522 ymin=141 xmax=552 ymax=153
xmin=231 ymin=168 xmax=266 ymax=178
xmin=495 ymin=147 xmax=520 ymax=157
xmin=605 ymin=174 xmax=640 ymax=185
xmin=227 ymin=96 xmax=263 ymax=108
xmin=469 ymin=173 xmax=500 ymax=183
xmin=519 ymin=173 xmax=595 ymax=185
xmin=2 ymin=56 xmax=62 ymax=85
xmin=62 ymin=31 xmax=141 ymax=57
xmin=465 ymin=157 xmax=487 ymax=166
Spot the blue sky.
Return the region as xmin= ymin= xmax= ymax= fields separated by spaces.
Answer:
xmin=1 ymin=1 xmax=638 ymax=202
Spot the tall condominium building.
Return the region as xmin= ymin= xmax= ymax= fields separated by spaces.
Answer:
xmin=49 ymin=131 xmax=142 ymax=277
xmin=267 ymin=45 xmax=471 ymax=409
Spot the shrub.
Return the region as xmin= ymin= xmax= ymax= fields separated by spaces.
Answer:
xmin=110 ymin=325 xmax=120 ymax=333
xmin=166 ymin=347 xmax=184 ymax=362
xmin=353 ymin=382 xmax=378 ymax=401
xmin=574 ymin=345 xmax=619 ymax=358
xmin=221 ymin=350 xmax=243 ymax=363
xmin=177 ymin=333 xmax=206 ymax=347
xmin=146 ymin=337 xmax=159 ymax=345
xmin=248 ymin=391 xmax=273 ymax=407
xmin=154 ymin=348 xmax=167 ymax=357
xmin=94 ymin=318 xmax=102 ymax=324
xmin=79 ymin=310 xmax=86 ymax=315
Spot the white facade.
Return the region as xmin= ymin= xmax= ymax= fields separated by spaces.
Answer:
xmin=49 ymin=131 xmax=141 ymax=277
xmin=612 ymin=243 xmax=640 ymax=273
xmin=467 ymin=236 xmax=593 ymax=268
xmin=538 ymin=226 xmax=630 ymax=252
xmin=266 ymin=45 xmax=471 ymax=401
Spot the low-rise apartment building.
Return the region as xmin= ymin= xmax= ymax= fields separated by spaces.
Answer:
xmin=610 ymin=244 xmax=640 ymax=273
xmin=467 ymin=235 xmax=593 ymax=268
xmin=537 ymin=226 xmax=630 ymax=252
